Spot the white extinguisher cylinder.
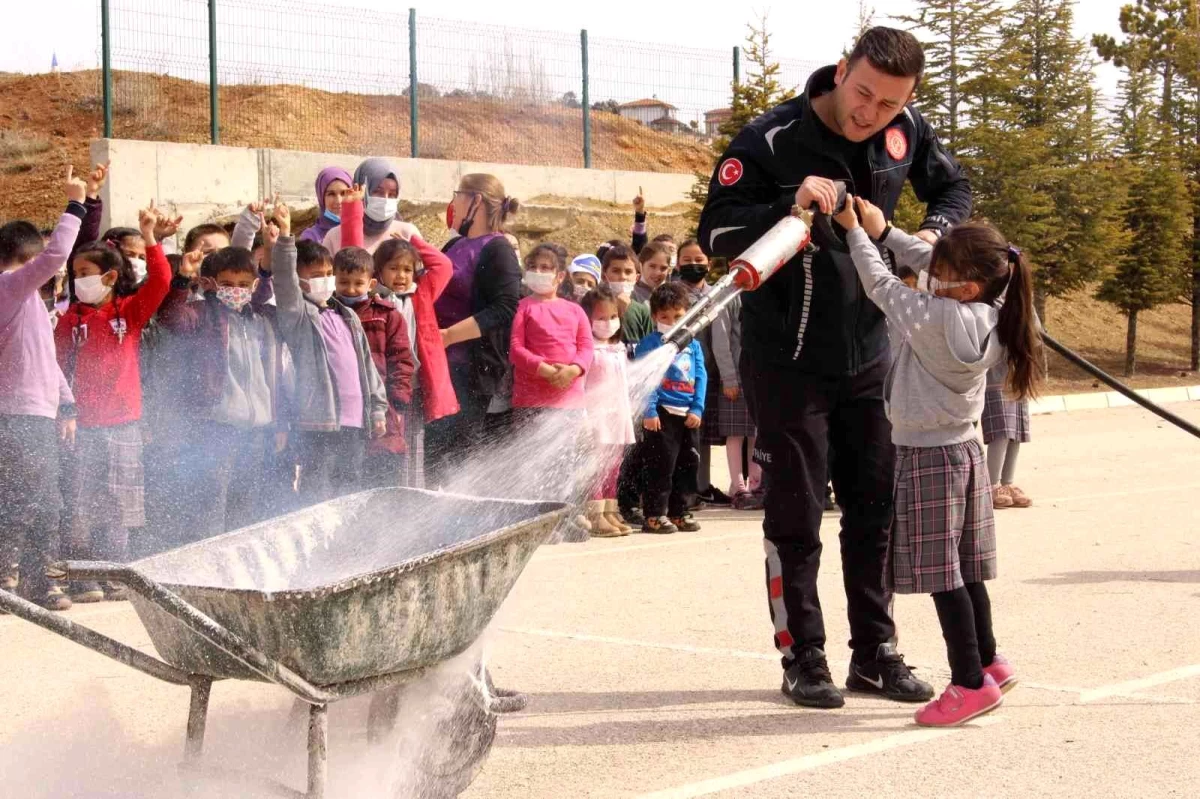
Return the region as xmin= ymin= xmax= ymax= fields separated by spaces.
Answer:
xmin=729 ymin=208 xmax=814 ymax=291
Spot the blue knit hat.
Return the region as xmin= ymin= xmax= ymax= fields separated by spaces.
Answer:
xmin=568 ymin=254 xmax=602 ymax=283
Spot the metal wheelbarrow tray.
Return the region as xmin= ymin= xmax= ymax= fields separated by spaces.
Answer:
xmin=0 ymin=488 xmax=568 ymax=798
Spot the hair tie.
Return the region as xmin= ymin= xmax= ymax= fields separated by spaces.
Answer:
xmin=1007 ymin=245 xmax=1021 ymax=263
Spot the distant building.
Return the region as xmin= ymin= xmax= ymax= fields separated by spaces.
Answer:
xmin=617 ymin=97 xmax=678 ymax=126
xmin=704 ymin=107 xmax=732 ymax=136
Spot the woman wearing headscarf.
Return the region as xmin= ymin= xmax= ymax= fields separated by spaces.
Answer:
xmin=322 ymin=157 xmax=420 ymax=254
xmin=299 ymin=166 xmax=354 ymax=245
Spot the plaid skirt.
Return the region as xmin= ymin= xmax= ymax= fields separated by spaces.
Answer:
xmin=717 ymin=389 xmax=756 ymax=439
xmin=73 ymin=423 xmax=145 ymax=531
xmin=981 ymin=385 xmax=1031 ymax=444
xmin=888 ymin=440 xmax=997 ymax=595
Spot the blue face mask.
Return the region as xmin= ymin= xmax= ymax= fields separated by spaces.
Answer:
xmin=335 ymin=292 xmax=368 ymax=306
xmin=322 ymin=209 xmax=341 ymax=225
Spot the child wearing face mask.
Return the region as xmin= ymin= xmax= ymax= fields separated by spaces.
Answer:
xmin=838 ymin=195 xmax=1043 ymax=727
xmin=373 ymin=237 xmax=458 ymax=488
xmin=270 ymin=204 xmax=388 ymax=506
xmin=600 ymin=244 xmax=653 ymax=347
xmin=566 ymin=254 xmax=601 ymax=302
xmin=581 ymin=285 xmax=635 ymax=537
xmin=322 ymin=158 xmax=420 ymax=255
xmin=632 ymin=241 xmax=673 ymax=304
xmin=54 ymin=204 xmax=171 ymax=601
xmin=155 ymin=211 xmax=282 ymax=550
xmin=330 ymin=246 xmax=415 ymax=489
xmin=510 ymin=244 xmax=594 ymax=539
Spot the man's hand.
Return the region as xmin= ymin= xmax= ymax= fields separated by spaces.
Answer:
xmin=795 ymin=176 xmax=841 ymax=214
xmin=58 ymin=417 xmax=76 ymax=447
xmin=179 ymin=250 xmax=205 ymax=279
xmin=684 ymin=412 xmax=702 ymax=430
xmin=66 ymin=165 xmax=87 ymax=204
xmin=273 ymin=202 xmax=291 ymax=237
xmin=834 ymin=194 xmax=860 ymax=231
xmin=914 ymin=230 xmax=939 ymax=246
xmin=138 ymin=201 xmax=161 ymax=246
xmin=86 ymin=162 xmax=109 ymax=199
xmin=643 ymin=416 xmax=661 ymax=432
xmin=633 ymin=187 xmax=645 ymax=214
xmin=723 ymin=385 xmax=740 ymax=401
xmin=854 ymin=197 xmax=888 ymax=239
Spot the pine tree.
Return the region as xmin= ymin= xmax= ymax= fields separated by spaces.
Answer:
xmin=1182 ymin=2 xmax=1200 ymax=367
xmin=845 ymin=1 xmax=877 ymax=56
xmin=895 ymin=0 xmax=1005 ymax=150
xmin=688 ymin=16 xmax=796 ymax=232
xmin=1098 ymin=66 xmax=1193 ymax=376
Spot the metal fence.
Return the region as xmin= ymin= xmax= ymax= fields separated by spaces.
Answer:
xmin=97 ymin=0 xmax=822 ymax=171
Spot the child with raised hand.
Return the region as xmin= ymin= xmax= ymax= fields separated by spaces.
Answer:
xmin=331 ymin=246 xmax=415 ymax=489
xmin=373 ymin=235 xmax=459 ymax=488
xmin=55 ymin=201 xmax=171 ymax=602
xmin=510 ymin=244 xmax=594 ymax=538
xmin=270 ymin=204 xmax=388 ymax=504
xmin=635 ymin=282 xmax=707 ymax=535
xmin=632 ymin=241 xmax=673 ymax=304
xmin=0 ymin=167 xmax=87 ymax=610
xmin=323 ymin=158 xmax=420 ymax=255
xmin=581 ymin=285 xmax=635 ymax=536
xmin=836 ymin=194 xmax=1042 ymax=727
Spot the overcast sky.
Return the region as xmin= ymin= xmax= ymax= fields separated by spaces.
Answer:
xmin=11 ymin=0 xmax=1129 ymax=117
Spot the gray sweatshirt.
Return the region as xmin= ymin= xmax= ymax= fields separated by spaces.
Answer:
xmin=846 ymin=227 xmax=1005 ymax=448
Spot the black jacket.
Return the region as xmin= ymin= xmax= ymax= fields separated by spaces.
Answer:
xmin=442 ymin=236 xmax=521 ymax=399
xmin=699 ymin=66 xmax=972 ymax=377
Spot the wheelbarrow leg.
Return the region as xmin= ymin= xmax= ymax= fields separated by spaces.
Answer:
xmin=184 ymin=677 xmax=213 ymax=761
xmin=307 ymin=703 xmax=328 ymax=799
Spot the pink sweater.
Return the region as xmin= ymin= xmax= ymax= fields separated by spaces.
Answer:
xmin=0 ymin=210 xmax=81 ymax=419
xmin=510 ymin=296 xmax=594 ymax=410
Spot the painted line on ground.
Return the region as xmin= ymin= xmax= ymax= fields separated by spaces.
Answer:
xmin=1079 ymin=665 xmax=1200 ymax=703
xmin=635 ymin=717 xmax=1002 ymax=799
xmin=1022 ymin=681 xmax=1197 ymax=705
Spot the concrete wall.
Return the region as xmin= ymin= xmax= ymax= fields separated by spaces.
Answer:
xmin=90 ymin=138 xmax=696 ymax=237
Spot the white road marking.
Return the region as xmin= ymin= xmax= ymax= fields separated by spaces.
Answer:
xmin=636 ymin=718 xmax=1002 ymax=799
xmin=1079 ymin=665 xmax=1200 ymax=703
xmin=498 ymin=627 xmax=777 ymax=661
xmin=1023 ymin=681 xmax=1197 ymax=705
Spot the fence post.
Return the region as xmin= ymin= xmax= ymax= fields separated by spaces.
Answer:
xmin=101 ymin=0 xmax=112 ymax=138
xmin=409 ymin=8 xmax=418 ymax=158
xmin=208 ymin=0 xmax=219 ymax=145
xmin=733 ymin=46 xmax=740 ymax=88
xmin=581 ymin=29 xmax=591 ymax=169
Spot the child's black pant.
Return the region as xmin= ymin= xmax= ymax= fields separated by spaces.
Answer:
xmin=298 ymin=428 xmax=367 ymax=506
xmin=932 ymin=582 xmax=997 ymax=689
xmin=0 ymin=415 xmax=62 ymax=600
xmin=641 ymin=408 xmax=699 ymax=519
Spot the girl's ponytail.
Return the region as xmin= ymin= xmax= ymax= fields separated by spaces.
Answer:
xmin=995 ymin=247 xmax=1043 ymax=400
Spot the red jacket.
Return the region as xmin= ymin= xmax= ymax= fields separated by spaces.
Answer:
xmin=55 ymin=243 xmax=171 ymax=428
xmin=340 ymin=203 xmax=459 ymax=423
xmin=352 ymin=296 xmax=415 ymax=454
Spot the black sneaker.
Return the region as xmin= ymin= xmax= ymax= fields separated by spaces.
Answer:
xmin=781 ymin=646 xmax=845 ymax=709
xmin=696 ymin=486 xmax=732 ymax=507
xmin=669 ymin=514 xmax=701 ymax=532
xmin=641 ymin=516 xmax=678 ymax=534
xmin=620 ymin=506 xmax=646 ymax=527
xmin=845 ymin=643 xmax=934 ymax=702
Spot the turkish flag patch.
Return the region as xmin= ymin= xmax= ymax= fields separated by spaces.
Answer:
xmin=885 ymin=127 xmax=908 ymax=160
xmin=718 ymin=158 xmax=744 ymax=186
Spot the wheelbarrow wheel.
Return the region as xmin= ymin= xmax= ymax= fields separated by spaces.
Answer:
xmin=410 ymin=675 xmax=497 ymax=798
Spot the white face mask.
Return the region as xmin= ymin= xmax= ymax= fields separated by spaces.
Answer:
xmin=75 ymin=274 xmax=110 ymax=305
xmin=592 ymin=318 xmax=620 ymax=340
xmin=365 ymin=196 xmax=400 ymax=223
xmin=917 ymin=270 xmax=967 ymax=295
xmin=572 ymin=283 xmax=591 ymax=300
xmin=129 ymin=257 xmax=147 ymax=282
xmin=607 ymin=280 xmax=635 ymax=297
xmin=656 ymin=321 xmax=676 ymax=336
xmin=523 ymin=271 xmax=557 ymax=296
xmin=306 ymin=275 xmax=336 ymax=304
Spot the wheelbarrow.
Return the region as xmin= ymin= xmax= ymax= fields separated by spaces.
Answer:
xmin=0 ymin=488 xmax=568 ymax=798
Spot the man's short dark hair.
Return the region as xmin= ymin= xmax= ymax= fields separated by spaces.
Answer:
xmin=333 ymin=246 xmax=373 ymax=275
xmin=297 ymin=240 xmax=332 ymax=270
xmin=200 ymin=247 xmax=255 ymax=279
xmin=847 ymin=26 xmax=925 ymax=84
xmin=649 ymin=281 xmax=690 ymax=315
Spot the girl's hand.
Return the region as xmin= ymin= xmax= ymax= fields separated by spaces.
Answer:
xmin=154 ymin=212 xmax=184 ymax=241
xmin=197 ymin=276 xmax=218 ymax=294
xmin=86 ymin=162 xmax=110 ymax=199
xmin=273 ymin=202 xmax=292 ymax=237
xmin=537 ymin=362 xmax=559 ymax=382
xmin=723 ymin=385 xmax=740 ymax=401
xmin=58 ymin=418 xmax=76 ymax=447
xmin=854 ymin=197 xmax=888 ymax=239
xmin=347 ymin=183 xmax=365 ymax=204
xmin=834 ymin=194 xmax=860 ymax=231
xmin=643 ymin=416 xmax=661 ymax=432
xmin=263 ymin=221 xmax=280 ymax=251
xmin=684 ymin=412 xmax=702 ymax=430
xmin=179 ymin=250 xmax=205 ymax=279
xmin=633 ymin=187 xmax=645 ymax=213
xmin=392 ymin=221 xmax=418 ymax=242
xmin=65 ymin=165 xmax=88 ymax=204
xmin=138 ymin=201 xmax=161 ymax=245
xmin=549 ymin=365 xmax=581 ymax=390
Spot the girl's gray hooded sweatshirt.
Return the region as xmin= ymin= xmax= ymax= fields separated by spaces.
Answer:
xmin=846 ymin=226 xmax=1005 ymax=448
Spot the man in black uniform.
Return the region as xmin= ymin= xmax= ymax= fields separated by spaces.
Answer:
xmin=699 ymin=27 xmax=972 ymax=709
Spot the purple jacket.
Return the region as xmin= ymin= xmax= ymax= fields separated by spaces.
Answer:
xmin=0 ymin=206 xmax=83 ymax=419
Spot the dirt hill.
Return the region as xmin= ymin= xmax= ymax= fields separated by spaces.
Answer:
xmin=1 ymin=70 xmax=1196 ymax=394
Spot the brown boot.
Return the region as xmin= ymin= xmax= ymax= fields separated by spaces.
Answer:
xmin=604 ymin=500 xmax=633 ymax=534
xmin=589 ymin=501 xmax=625 ymax=537
xmin=992 ymin=484 xmax=1014 ymax=510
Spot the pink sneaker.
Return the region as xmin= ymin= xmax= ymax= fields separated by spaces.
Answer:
xmin=914 ymin=674 xmax=1003 ymax=727
xmin=983 ymin=654 xmax=1017 ymax=693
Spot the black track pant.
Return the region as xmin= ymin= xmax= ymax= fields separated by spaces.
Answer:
xmin=641 ymin=408 xmax=699 ymax=519
xmin=743 ymin=355 xmax=897 ymax=666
